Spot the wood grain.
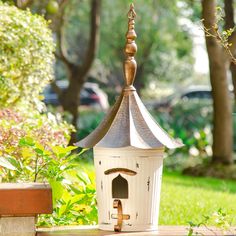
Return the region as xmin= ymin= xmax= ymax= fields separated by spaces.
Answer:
xmin=0 ymin=183 xmax=52 ymax=215
xmin=37 ymin=225 xmax=236 ymax=236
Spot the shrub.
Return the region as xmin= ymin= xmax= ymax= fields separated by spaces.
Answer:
xmin=0 ymin=2 xmax=54 ymax=110
xmin=0 ymin=4 xmax=97 ymax=226
xmin=0 ymin=3 xmax=73 ymax=181
xmin=0 ymin=108 xmax=73 ymax=182
xmin=152 ymin=99 xmax=213 ymax=159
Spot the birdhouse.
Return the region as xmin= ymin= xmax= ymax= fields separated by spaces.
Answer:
xmin=77 ymin=4 xmax=183 ymax=232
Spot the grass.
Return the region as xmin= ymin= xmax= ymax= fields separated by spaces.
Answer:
xmin=82 ymin=162 xmax=236 ymax=225
xmin=78 ymin=160 xmax=236 ymax=226
xmin=160 ymin=171 xmax=236 ymax=225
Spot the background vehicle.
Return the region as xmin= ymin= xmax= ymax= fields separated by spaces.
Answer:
xmin=43 ymin=80 xmax=109 ymax=110
xmin=149 ymin=85 xmax=235 ymax=111
xmin=146 ymin=85 xmax=214 ymax=111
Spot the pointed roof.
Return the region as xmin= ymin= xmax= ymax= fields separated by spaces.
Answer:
xmin=77 ymin=4 xmax=183 ymax=150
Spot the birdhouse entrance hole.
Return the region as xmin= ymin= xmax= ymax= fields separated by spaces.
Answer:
xmin=112 ymin=174 xmax=128 ymax=199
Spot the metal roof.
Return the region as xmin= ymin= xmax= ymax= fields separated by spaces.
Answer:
xmin=77 ymin=89 xmax=183 ymax=149
xmin=76 ymin=4 xmax=183 ymax=150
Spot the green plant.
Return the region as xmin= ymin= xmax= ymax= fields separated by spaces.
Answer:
xmin=0 ymin=108 xmax=73 ymax=181
xmin=201 ymin=6 xmax=236 ymax=64
xmin=0 ymin=2 xmax=54 ymax=110
xmin=150 ymin=99 xmax=213 ymax=170
xmin=78 ymin=111 xmax=105 ymax=141
xmin=187 ymin=208 xmax=234 ymax=236
xmin=38 ymin=168 xmax=97 ymax=226
xmin=0 ymin=3 xmax=97 ymax=225
xmin=0 ymin=134 xmax=98 ymax=226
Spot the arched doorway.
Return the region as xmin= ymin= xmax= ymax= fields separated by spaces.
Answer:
xmin=112 ymin=174 xmax=128 ymax=199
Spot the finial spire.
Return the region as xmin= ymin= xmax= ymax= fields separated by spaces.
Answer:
xmin=123 ymin=3 xmax=137 ymax=89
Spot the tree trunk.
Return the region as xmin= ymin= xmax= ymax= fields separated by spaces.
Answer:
xmin=224 ymin=0 xmax=236 ymax=101
xmin=202 ymin=0 xmax=233 ymax=164
xmin=230 ymin=63 xmax=236 ymax=100
xmin=134 ymin=64 xmax=145 ymax=95
xmin=59 ymin=67 xmax=83 ymax=145
xmin=57 ymin=0 xmax=101 ymax=144
xmin=224 ymin=0 xmax=236 ymax=99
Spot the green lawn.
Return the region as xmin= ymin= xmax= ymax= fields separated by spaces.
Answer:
xmin=79 ymin=161 xmax=236 ymax=226
xmin=160 ymin=171 xmax=236 ymax=225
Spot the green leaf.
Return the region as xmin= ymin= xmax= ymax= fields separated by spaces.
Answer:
xmin=77 ymin=172 xmax=91 ymax=185
xmin=51 ymin=146 xmax=77 ymax=157
xmin=0 ymin=157 xmax=17 ymax=170
xmin=49 ymin=179 xmax=64 ymax=206
xmin=34 ymin=148 xmax=44 ymax=155
xmin=19 ymin=137 xmax=35 ymax=147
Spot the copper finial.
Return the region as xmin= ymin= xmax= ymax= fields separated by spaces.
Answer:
xmin=123 ymin=3 xmax=137 ymax=89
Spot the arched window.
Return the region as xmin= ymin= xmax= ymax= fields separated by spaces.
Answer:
xmin=112 ymin=174 xmax=128 ymax=199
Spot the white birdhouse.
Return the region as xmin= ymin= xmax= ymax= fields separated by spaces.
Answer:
xmin=77 ymin=4 xmax=183 ymax=232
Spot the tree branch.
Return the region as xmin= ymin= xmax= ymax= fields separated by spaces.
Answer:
xmin=224 ymin=0 xmax=234 ymax=30
xmin=55 ymin=0 xmax=75 ymax=68
xmin=202 ymin=0 xmax=219 ymax=47
xmin=78 ymin=0 xmax=101 ymax=81
xmin=228 ymin=32 xmax=236 ymax=54
xmin=224 ymin=0 xmax=236 ymax=54
xmin=51 ymin=80 xmax=62 ymax=96
xmin=14 ymin=0 xmax=33 ymax=9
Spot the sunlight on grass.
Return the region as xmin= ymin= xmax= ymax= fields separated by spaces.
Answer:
xmin=79 ymin=161 xmax=236 ymax=226
xmin=160 ymin=171 xmax=236 ymax=225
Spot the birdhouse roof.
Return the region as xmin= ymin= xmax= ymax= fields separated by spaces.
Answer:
xmin=76 ymin=4 xmax=183 ymax=150
xmin=77 ymin=89 xmax=183 ymax=149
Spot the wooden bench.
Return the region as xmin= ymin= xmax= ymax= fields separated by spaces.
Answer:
xmin=37 ymin=225 xmax=236 ymax=236
xmin=0 ymin=183 xmax=52 ymax=236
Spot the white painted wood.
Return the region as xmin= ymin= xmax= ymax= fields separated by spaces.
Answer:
xmin=0 ymin=217 xmax=35 ymax=236
xmin=94 ymin=147 xmax=164 ymax=232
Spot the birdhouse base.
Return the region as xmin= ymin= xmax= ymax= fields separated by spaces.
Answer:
xmin=99 ymin=223 xmax=158 ymax=232
xmin=0 ymin=216 xmax=36 ymax=236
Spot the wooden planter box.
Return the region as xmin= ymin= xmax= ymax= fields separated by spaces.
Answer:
xmin=0 ymin=183 xmax=52 ymax=236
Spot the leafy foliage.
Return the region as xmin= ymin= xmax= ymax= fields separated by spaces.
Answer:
xmin=38 ymin=165 xmax=97 ymax=226
xmin=0 ymin=109 xmax=73 ymax=182
xmin=187 ymin=208 xmax=233 ymax=236
xmin=157 ymin=100 xmax=213 ymax=156
xmin=0 ymin=109 xmax=97 ymax=225
xmin=0 ymin=2 xmax=55 ymax=110
xmin=0 ymin=3 xmax=96 ymax=226
xmin=0 ymin=135 xmax=97 ymax=225
xmin=202 ymin=6 xmax=236 ymax=64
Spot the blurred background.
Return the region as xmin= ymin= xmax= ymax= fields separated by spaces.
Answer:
xmin=14 ymin=0 xmax=205 ymax=143
xmin=13 ymin=0 xmax=234 ymax=165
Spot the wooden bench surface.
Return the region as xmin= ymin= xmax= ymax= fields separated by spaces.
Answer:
xmin=37 ymin=225 xmax=236 ymax=236
xmin=0 ymin=183 xmax=52 ymax=215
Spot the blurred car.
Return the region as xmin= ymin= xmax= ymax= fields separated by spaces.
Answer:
xmin=146 ymin=85 xmax=234 ymax=112
xmin=43 ymin=80 xmax=109 ymax=110
xmin=146 ymin=86 xmax=213 ymax=111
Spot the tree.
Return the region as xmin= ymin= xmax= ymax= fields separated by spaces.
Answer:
xmin=224 ymin=0 xmax=236 ymax=101
xmin=10 ymin=0 xmax=101 ymax=144
xmin=201 ymin=0 xmax=236 ymax=164
xmin=54 ymin=0 xmax=101 ymax=144
xmin=11 ymin=0 xmax=193 ymax=143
